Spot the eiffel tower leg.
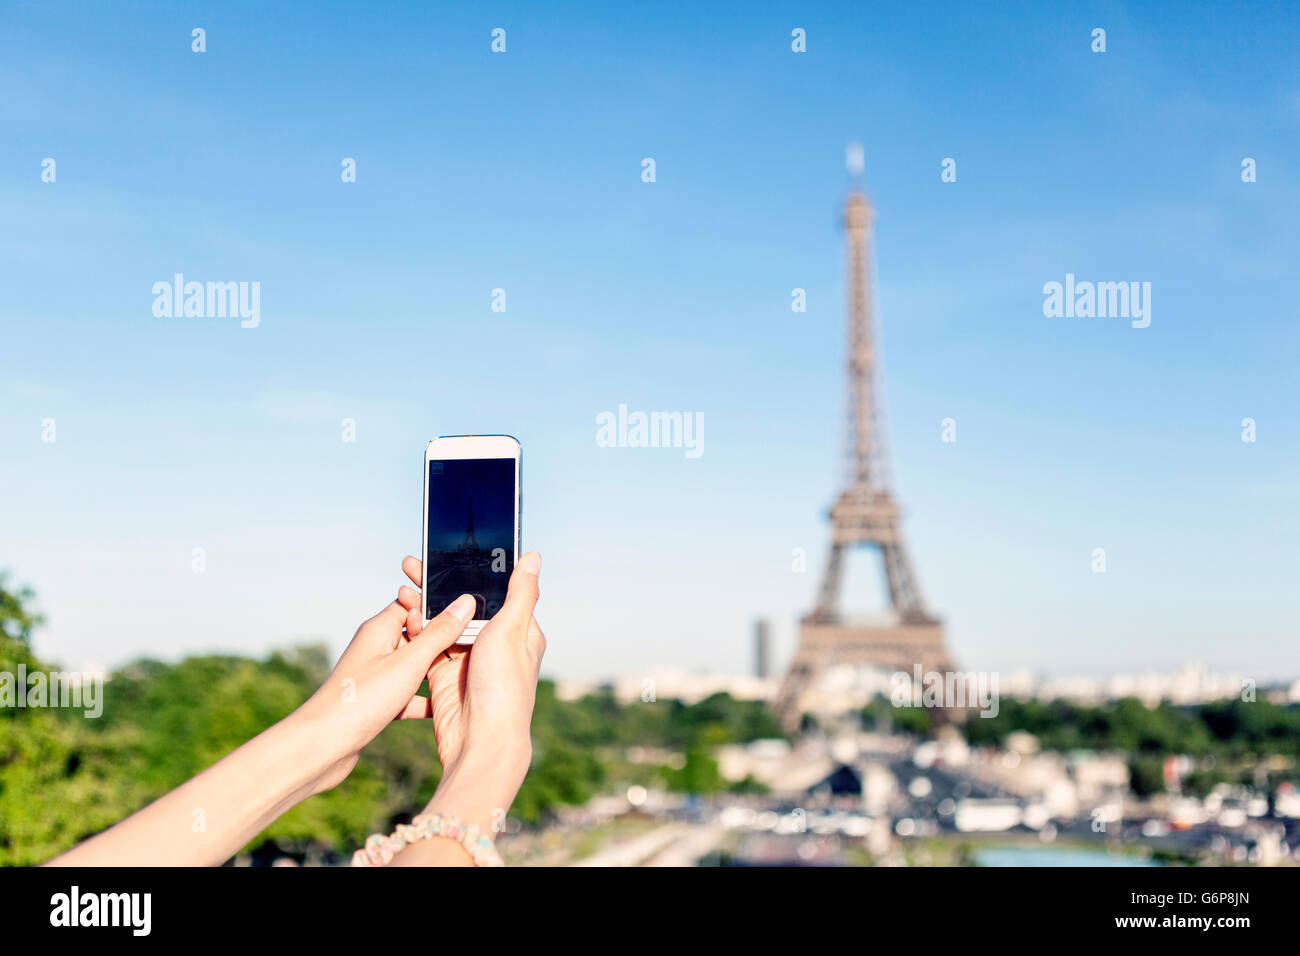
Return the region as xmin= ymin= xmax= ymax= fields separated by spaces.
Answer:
xmin=812 ymin=542 xmax=845 ymax=621
xmin=881 ymin=541 xmax=925 ymax=621
xmin=774 ymin=652 xmax=825 ymax=733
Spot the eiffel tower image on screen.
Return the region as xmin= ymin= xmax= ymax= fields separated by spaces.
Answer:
xmin=773 ymin=155 xmax=956 ymax=732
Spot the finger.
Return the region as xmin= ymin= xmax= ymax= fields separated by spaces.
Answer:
xmin=397 ymin=585 xmax=421 ymax=611
xmin=401 ymin=555 xmax=422 ymax=588
xmin=492 ymin=552 xmax=541 ymax=632
xmin=365 ymin=600 xmax=409 ymax=633
xmin=426 ymin=641 xmax=470 ymax=670
xmin=397 ymin=694 xmax=432 ymax=720
xmin=405 ymin=605 xmax=423 ymax=638
xmin=395 ymin=594 xmax=475 ymax=682
xmin=350 ymin=599 xmax=411 ymax=654
xmin=424 ymin=643 xmax=465 ymax=685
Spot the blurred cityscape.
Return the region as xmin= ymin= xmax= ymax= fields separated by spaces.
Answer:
xmin=6 ymin=571 xmax=1299 ymax=868
xmin=490 ymin=663 xmax=1300 ymax=867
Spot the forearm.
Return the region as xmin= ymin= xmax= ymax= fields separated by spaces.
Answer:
xmin=47 ymin=710 xmax=333 ymax=867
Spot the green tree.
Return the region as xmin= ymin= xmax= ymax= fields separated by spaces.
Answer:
xmin=660 ymin=747 xmax=724 ymax=795
xmin=0 ymin=573 xmax=43 ymax=644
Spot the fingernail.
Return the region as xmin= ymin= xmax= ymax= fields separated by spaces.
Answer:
xmin=446 ymin=594 xmax=476 ymax=622
xmin=518 ymin=552 xmax=541 ymax=575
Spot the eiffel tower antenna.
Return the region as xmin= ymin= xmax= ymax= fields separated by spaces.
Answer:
xmin=845 ymin=142 xmax=865 ymax=182
xmin=774 ymin=157 xmax=956 ymax=731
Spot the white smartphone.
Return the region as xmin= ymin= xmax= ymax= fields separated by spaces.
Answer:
xmin=421 ymin=434 xmax=522 ymax=642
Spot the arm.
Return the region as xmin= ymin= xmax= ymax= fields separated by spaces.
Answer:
xmin=46 ymin=710 xmax=338 ymax=867
xmin=47 ymin=579 xmax=479 ymax=866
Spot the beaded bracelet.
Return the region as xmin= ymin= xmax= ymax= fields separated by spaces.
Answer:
xmin=351 ymin=812 xmax=504 ymax=867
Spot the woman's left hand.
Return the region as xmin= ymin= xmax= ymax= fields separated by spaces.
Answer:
xmin=293 ymin=582 xmax=478 ymax=794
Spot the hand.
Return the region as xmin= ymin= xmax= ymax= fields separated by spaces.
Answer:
xmin=293 ymin=580 xmax=479 ymax=795
xmin=394 ymin=551 xmax=546 ymax=835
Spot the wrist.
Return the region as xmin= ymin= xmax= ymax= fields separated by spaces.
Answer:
xmin=426 ymin=744 xmax=531 ymax=835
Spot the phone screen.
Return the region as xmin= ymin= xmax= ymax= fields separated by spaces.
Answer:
xmin=425 ymin=457 xmax=515 ymax=621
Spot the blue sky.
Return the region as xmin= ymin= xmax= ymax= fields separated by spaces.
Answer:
xmin=2 ymin=1 xmax=1298 ymax=683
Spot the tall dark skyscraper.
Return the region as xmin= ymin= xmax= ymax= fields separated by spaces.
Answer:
xmin=754 ymin=619 xmax=770 ymax=679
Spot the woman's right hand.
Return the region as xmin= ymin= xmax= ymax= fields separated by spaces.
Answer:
xmin=395 ymin=551 xmax=546 ymax=836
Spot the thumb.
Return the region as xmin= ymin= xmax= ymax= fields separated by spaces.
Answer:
xmin=392 ymin=594 xmax=475 ymax=683
xmin=492 ymin=551 xmax=541 ymax=633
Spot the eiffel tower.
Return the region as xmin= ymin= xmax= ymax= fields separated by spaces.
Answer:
xmin=773 ymin=152 xmax=955 ymax=732
xmin=461 ymin=496 xmax=480 ymax=551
